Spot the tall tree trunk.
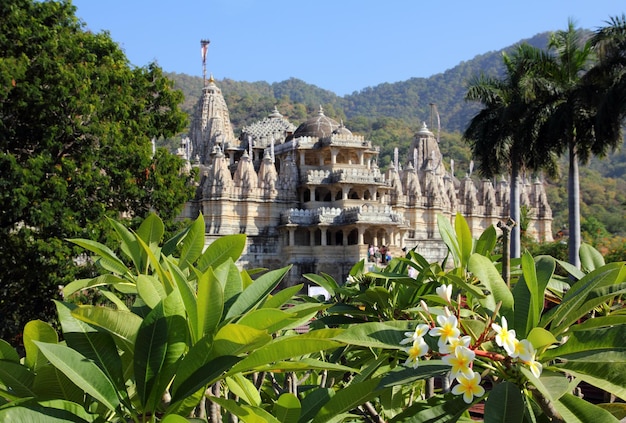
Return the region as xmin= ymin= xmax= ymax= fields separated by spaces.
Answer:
xmin=568 ymin=142 xmax=581 ymax=269
xmin=510 ymin=161 xmax=521 ymax=259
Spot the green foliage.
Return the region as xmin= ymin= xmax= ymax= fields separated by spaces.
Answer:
xmin=0 ymin=214 xmax=344 ymax=421
xmin=0 ymin=0 xmax=194 ymax=345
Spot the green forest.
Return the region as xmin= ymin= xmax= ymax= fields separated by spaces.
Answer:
xmin=166 ymin=30 xmax=625 ymax=248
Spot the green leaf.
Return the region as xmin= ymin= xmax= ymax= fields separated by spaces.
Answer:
xmin=580 ymin=243 xmax=605 ymax=273
xmin=55 ymin=301 xmax=125 ymax=392
xmin=331 ymin=321 xmax=408 ymax=349
xmin=225 ymin=266 xmax=291 ymax=320
xmin=527 ymin=327 xmax=557 ymax=351
xmin=438 ymin=214 xmax=461 ymax=268
xmin=163 ymin=256 xmax=199 ymax=340
xmin=136 ymin=213 xmax=164 ymax=252
xmin=136 ymin=234 xmax=173 ymax=294
xmin=520 ymin=368 xmax=569 ymax=402
xmin=0 ymin=361 xmax=36 ymax=397
xmin=226 ymin=374 xmax=261 ymax=406
xmin=303 ymin=273 xmax=339 ymax=297
xmin=263 ymin=284 xmax=304 ymax=309
xmin=67 ymin=238 xmax=129 ymax=276
xmin=469 ymin=253 xmax=514 ymax=320
xmin=553 ymin=393 xmax=620 ymax=423
xmin=484 ymin=381 xmax=524 ymax=423
xmin=0 ymin=399 xmax=97 ymax=422
xmin=0 ymin=340 xmax=19 ymax=363
xmin=230 ymin=330 xmax=343 ymax=374
xmin=136 ymin=274 xmax=167 ymax=309
xmin=178 ymin=214 xmax=205 ymax=269
xmin=196 ymin=233 xmax=246 ymax=272
xmin=63 ymin=274 xmax=131 ymax=297
xmin=34 ymin=342 xmax=120 ymax=412
xmin=377 ymin=361 xmax=450 ymax=388
xmin=389 ymin=394 xmax=470 ymax=423
xmin=107 ymin=217 xmax=144 ymax=273
xmin=170 ymin=355 xmax=242 ymax=404
xmin=274 ymin=393 xmax=301 ymax=423
xmin=24 ymin=320 xmax=58 ymax=371
xmin=475 ymin=225 xmax=497 ymax=256
xmin=196 ymin=266 xmax=224 ymax=339
xmin=71 ymin=306 xmax=142 ymax=353
xmin=209 ymin=396 xmax=282 ymax=423
xmin=312 ymin=378 xmax=382 ymax=423
xmin=455 ymin=212 xmax=473 ymax=268
xmin=211 ymin=323 xmax=272 ymax=359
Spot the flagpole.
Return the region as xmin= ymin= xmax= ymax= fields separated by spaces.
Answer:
xmin=201 ymin=39 xmax=210 ymax=86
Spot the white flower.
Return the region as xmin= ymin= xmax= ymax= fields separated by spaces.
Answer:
xmin=404 ymin=338 xmax=429 ymax=369
xmin=436 ymin=283 xmax=453 ymax=304
xmin=430 ymin=314 xmax=461 ymax=347
xmin=511 ymin=338 xmax=535 ymax=362
xmin=442 ymin=345 xmax=475 ymax=380
xmin=439 ymin=335 xmax=471 ymax=355
xmin=492 ymin=316 xmax=517 ymax=355
xmin=525 ymin=358 xmax=543 ymax=378
xmin=400 ymin=324 xmax=430 ymax=345
xmin=452 ymin=371 xmax=485 ymax=404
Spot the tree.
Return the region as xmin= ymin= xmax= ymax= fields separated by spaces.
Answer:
xmin=463 ymin=44 xmax=557 ymax=259
xmin=0 ymin=0 xmax=193 ymax=346
xmin=533 ymin=20 xmax=619 ymax=269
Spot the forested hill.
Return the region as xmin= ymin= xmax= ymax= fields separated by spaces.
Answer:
xmin=167 ymin=32 xmax=551 ymax=132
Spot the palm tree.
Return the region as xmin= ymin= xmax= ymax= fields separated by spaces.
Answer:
xmin=532 ymin=20 xmax=613 ymax=269
xmin=464 ymin=44 xmax=558 ymax=259
xmin=588 ymin=15 xmax=626 ymax=153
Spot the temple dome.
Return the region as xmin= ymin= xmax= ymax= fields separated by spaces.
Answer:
xmin=292 ymin=106 xmax=340 ymax=139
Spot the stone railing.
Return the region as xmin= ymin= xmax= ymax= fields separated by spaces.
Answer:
xmin=281 ymin=205 xmax=406 ymax=226
xmin=303 ymin=169 xmax=332 ymax=184
xmin=331 ymin=169 xmax=384 ymax=184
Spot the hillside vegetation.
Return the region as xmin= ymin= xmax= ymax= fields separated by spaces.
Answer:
xmin=166 ymin=32 xmax=625 ymax=238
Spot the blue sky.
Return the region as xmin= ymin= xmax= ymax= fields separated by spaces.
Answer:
xmin=73 ymin=0 xmax=623 ymax=96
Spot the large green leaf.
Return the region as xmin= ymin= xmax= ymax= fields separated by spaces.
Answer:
xmin=391 ymin=394 xmax=471 ymax=423
xmin=135 ymin=212 xmax=164 ymax=253
xmin=303 ymin=273 xmax=340 ymax=297
xmin=134 ymin=291 xmax=187 ymax=412
xmin=24 ymin=320 xmax=58 ymax=371
xmin=0 ymin=340 xmax=19 ymax=363
xmin=32 ymin=364 xmax=84 ymax=404
xmin=377 ymin=361 xmax=450 ymax=388
xmin=469 ymin=253 xmax=515 ymax=320
xmin=263 ymin=284 xmax=304 ymax=309
xmin=552 ymin=393 xmax=620 ymax=423
xmin=437 ymin=214 xmax=461 ymax=268
xmin=513 ymin=254 xmax=554 ymax=338
xmin=136 ymin=234 xmax=173 ymax=294
xmin=196 ymin=233 xmax=246 ymax=272
xmin=163 ymin=255 xmax=199 ymax=341
xmin=225 ymin=266 xmax=291 ymax=320
xmin=580 ymin=243 xmax=605 ymax=273
xmin=170 ymin=355 xmax=242 ymax=404
xmin=71 ymin=306 xmax=142 ymax=353
xmin=67 ymin=238 xmax=129 ymax=276
xmin=520 ymin=368 xmax=570 ymax=403
xmin=331 ymin=321 xmax=408 ymax=349
xmin=229 ymin=330 xmax=344 ymax=374
xmin=197 ymin=266 xmax=224 ymax=339
xmin=34 ymin=342 xmax=120 ymax=412
xmin=474 ymin=225 xmax=497 ymax=256
xmin=299 ymin=388 xmax=334 ymax=423
xmin=0 ymin=399 xmax=97 ymax=422
xmin=455 ymin=212 xmax=473 ymax=268
xmin=63 ymin=274 xmax=132 ymax=297
xmin=226 ymin=374 xmax=261 ymax=406
xmin=209 ymin=396 xmax=282 ymax=423
xmin=312 ymin=377 xmax=382 ymax=423
xmin=107 ymin=217 xmax=144 ymax=273
xmin=0 ymin=361 xmax=36 ymax=397
xmin=484 ymin=381 xmax=524 ymax=423
xmin=274 ymin=393 xmax=301 ymax=423
xmin=543 ymin=262 xmax=626 ymax=334
xmin=55 ymin=302 xmax=125 ymax=393
xmin=178 ymin=214 xmax=205 ymax=270
xmin=543 ymin=325 xmax=626 ymax=360
xmin=211 ymin=323 xmax=272 ymax=359
xmin=136 ymin=274 xmax=166 ymax=309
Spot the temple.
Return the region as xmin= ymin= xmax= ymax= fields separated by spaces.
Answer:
xmin=178 ymin=76 xmax=553 ymax=287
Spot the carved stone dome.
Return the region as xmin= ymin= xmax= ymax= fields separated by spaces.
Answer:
xmin=292 ymin=106 xmax=340 ymax=139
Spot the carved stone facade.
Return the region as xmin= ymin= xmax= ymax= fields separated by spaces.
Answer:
xmin=179 ymin=78 xmax=553 ymax=287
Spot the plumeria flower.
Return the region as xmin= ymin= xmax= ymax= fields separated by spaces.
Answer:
xmin=430 ymin=313 xmax=461 ymax=347
xmin=452 ymin=371 xmax=485 ymax=404
xmin=404 ymin=338 xmax=429 ymax=369
xmin=525 ymin=358 xmax=543 ymax=378
xmin=400 ymin=323 xmax=430 ymax=345
xmin=492 ymin=316 xmax=517 ymax=355
xmin=439 ymin=335 xmax=472 ymax=355
xmin=442 ymin=345 xmax=475 ymax=380
xmin=511 ymin=338 xmax=535 ymax=361
xmin=436 ymin=283 xmax=453 ymax=304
